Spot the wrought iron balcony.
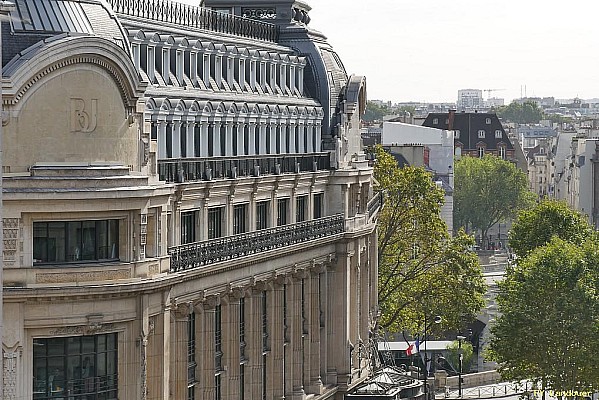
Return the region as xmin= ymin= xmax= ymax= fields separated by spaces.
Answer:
xmin=107 ymin=0 xmax=279 ymax=42
xmin=169 ymin=214 xmax=344 ymax=272
xmin=367 ymin=191 xmax=385 ymax=220
xmin=158 ymin=153 xmax=332 ymax=183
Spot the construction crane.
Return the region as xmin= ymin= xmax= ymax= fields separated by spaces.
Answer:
xmin=483 ymin=89 xmax=505 ymax=99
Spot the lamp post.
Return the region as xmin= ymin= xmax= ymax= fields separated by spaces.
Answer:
xmin=423 ymin=315 xmax=442 ymax=400
xmin=457 ymin=335 xmax=466 ymax=398
xmin=0 ymin=2 xmax=15 ymax=397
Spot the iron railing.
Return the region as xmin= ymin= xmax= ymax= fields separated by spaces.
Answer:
xmin=158 ymin=153 xmax=332 ymax=183
xmin=169 ymin=214 xmax=344 ymax=272
xmin=107 ymin=0 xmax=279 ymax=42
xmin=367 ymin=191 xmax=385 ymax=220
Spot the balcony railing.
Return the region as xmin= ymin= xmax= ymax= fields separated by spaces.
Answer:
xmin=107 ymin=0 xmax=279 ymax=42
xmin=367 ymin=191 xmax=385 ymax=220
xmin=169 ymin=214 xmax=344 ymax=272
xmin=158 ymin=153 xmax=332 ymax=183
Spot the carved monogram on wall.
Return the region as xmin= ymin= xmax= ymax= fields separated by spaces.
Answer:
xmin=3 ymin=218 xmax=19 ymax=265
xmin=71 ymin=98 xmax=98 ymax=133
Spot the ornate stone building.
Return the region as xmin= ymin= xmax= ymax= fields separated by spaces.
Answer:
xmin=1 ymin=0 xmax=379 ymax=399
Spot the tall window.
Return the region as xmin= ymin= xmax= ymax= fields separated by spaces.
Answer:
xmin=33 ymin=220 xmax=119 ymax=264
xmin=181 ymin=211 xmax=196 ymax=244
xmin=313 ymin=193 xmax=323 ymax=219
xmin=277 ymin=199 xmax=288 ymax=226
xmin=208 ymin=207 xmax=224 ymax=239
xmin=478 ymin=146 xmax=485 ymax=158
xmin=296 ymin=196 xmax=307 ymax=222
xmin=33 ymin=333 xmax=118 ymax=400
xmin=498 ymin=146 xmax=506 ymax=160
xmin=256 ymin=201 xmax=269 ymax=230
xmin=188 ymin=312 xmax=197 ymax=400
xmin=233 ymin=204 xmax=247 ymax=235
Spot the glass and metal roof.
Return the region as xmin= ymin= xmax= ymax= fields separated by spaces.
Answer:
xmin=11 ymin=0 xmax=93 ymax=33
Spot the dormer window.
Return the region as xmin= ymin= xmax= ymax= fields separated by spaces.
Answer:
xmin=454 ymin=130 xmax=460 ymax=138
xmin=486 ymin=118 xmax=492 ymax=125
xmin=433 ymin=118 xmax=439 ymax=125
xmin=478 ymin=130 xmax=486 ymax=139
xmin=495 ymin=129 xmax=502 ymax=138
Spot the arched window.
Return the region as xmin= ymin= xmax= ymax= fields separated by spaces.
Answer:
xmin=478 ymin=146 xmax=485 ymax=158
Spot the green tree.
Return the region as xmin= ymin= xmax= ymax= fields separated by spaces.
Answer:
xmin=454 ymin=155 xmax=534 ymax=246
xmin=487 ymin=237 xmax=599 ymax=392
xmin=363 ymin=101 xmax=391 ymax=122
xmin=497 ymin=101 xmax=544 ymax=124
xmin=374 ymin=146 xmax=486 ymax=334
xmin=445 ymin=340 xmax=475 ymax=373
xmin=509 ymin=199 xmax=592 ymax=259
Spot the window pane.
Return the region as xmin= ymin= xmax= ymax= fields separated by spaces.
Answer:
xmin=82 ymin=336 xmax=95 ymax=354
xmin=33 ymin=223 xmax=48 ymax=263
xmin=47 ymin=222 xmax=66 ymax=262
xmin=67 ymin=221 xmax=81 ymax=261
xmin=81 ymin=221 xmax=96 ymax=260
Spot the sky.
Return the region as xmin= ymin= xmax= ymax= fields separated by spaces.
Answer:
xmin=181 ymin=1 xmax=599 ymax=104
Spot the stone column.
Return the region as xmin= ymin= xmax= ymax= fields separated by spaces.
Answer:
xmin=289 ymin=124 xmax=297 ymax=154
xmin=199 ymin=122 xmax=209 ymax=157
xmin=298 ymin=123 xmax=305 ymax=153
xmin=259 ymin=123 xmax=267 ymax=155
xmin=306 ymin=124 xmax=314 ymax=153
xmin=289 ymin=64 xmax=296 ymax=93
xmin=326 ymin=252 xmax=352 ymax=390
xmin=315 ymin=124 xmax=322 ymax=152
xmin=225 ymin=122 xmax=234 ymax=156
xmin=225 ymin=292 xmax=243 ymax=399
xmin=307 ymin=269 xmax=324 ymax=393
xmin=280 ymin=124 xmax=287 ymax=154
xmin=298 ymin=65 xmax=304 ymax=95
xmin=186 ymin=121 xmax=196 ymax=158
xmin=158 ymin=121 xmax=167 ymax=159
xmin=269 ymin=124 xmax=277 ymax=155
xmin=172 ymin=303 xmax=193 ymax=400
xmin=319 ymin=267 xmax=328 ymax=385
xmin=290 ymin=276 xmax=305 ymax=399
xmin=172 ymin=121 xmax=182 ymax=158
xmin=237 ymin=124 xmax=245 ymax=156
xmin=162 ymin=298 xmax=172 ymax=400
xmin=199 ymin=299 xmax=217 ymax=400
xmin=270 ymin=279 xmax=285 ymax=399
xmin=248 ymin=123 xmax=256 ymax=156
xmin=214 ymin=122 xmax=222 ymax=157
xmin=247 ymin=288 xmax=265 ymax=399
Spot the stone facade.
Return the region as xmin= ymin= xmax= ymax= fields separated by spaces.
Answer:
xmin=1 ymin=0 xmax=378 ymax=399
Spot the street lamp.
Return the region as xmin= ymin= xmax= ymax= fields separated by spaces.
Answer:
xmin=457 ymin=335 xmax=466 ymax=398
xmin=423 ymin=315 xmax=442 ymax=400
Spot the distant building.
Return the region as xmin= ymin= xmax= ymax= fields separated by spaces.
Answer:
xmin=381 ymin=122 xmax=454 ymax=231
xmin=457 ymin=89 xmax=484 ymax=110
xmin=422 ymin=112 xmax=518 ymax=165
xmin=517 ymin=125 xmax=558 ymax=148
xmin=486 ymin=97 xmax=505 ymax=108
xmin=525 ymin=140 xmax=553 ymax=198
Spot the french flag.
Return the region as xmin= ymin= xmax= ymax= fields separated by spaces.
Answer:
xmin=406 ymin=338 xmax=420 ymax=356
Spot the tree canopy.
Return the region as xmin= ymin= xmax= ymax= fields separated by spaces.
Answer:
xmin=497 ymin=101 xmax=543 ymax=124
xmin=374 ymin=145 xmax=486 ymax=334
xmin=508 ymin=199 xmax=593 ymax=259
xmin=453 ymin=155 xmax=534 ymax=244
xmin=488 ymin=237 xmax=599 ymax=391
